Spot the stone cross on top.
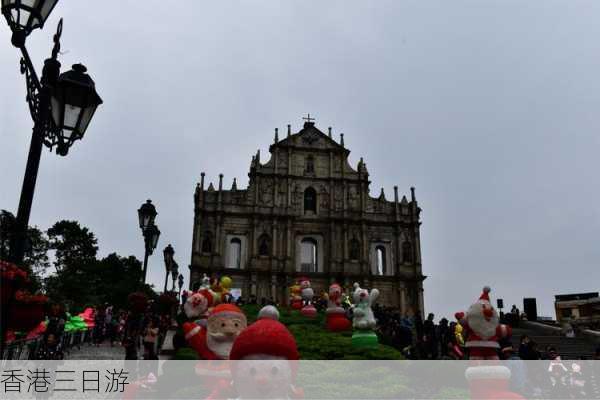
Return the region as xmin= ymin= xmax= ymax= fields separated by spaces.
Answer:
xmin=303 ymin=113 xmax=315 ymax=126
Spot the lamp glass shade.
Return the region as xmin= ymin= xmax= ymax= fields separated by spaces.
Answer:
xmin=163 ymin=244 xmax=174 ymax=266
xmin=50 ymin=64 xmax=102 ymax=147
xmin=171 ymin=263 xmax=179 ymax=281
xmin=1 ymin=0 xmax=59 ymax=34
xmin=150 ymin=225 xmax=160 ymax=250
xmin=137 ymin=200 xmax=157 ymax=230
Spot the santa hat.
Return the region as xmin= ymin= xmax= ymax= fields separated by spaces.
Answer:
xmin=198 ymin=289 xmax=214 ymax=306
xmin=230 ymin=318 xmax=299 ymax=361
xmin=209 ymin=303 xmax=245 ymax=321
xmin=479 ymin=286 xmax=491 ymax=302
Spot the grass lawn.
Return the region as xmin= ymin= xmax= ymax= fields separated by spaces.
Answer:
xmin=170 ymin=305 xmax=469 ymax=398
xmin=175 ymin=304 xmax=404 ymax=360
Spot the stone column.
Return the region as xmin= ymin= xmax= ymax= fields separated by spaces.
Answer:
xmin=250 ymin=273 xmax=257 ymax=297
xmin=271 ymin=275 xmax=277 ymax=302
xmin=399 ymin=283 xmax=407 ymax=315
xmin=418 ymin=284 xmax=425 ymax=319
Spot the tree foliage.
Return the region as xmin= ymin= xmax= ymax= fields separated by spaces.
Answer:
xmin=47 ymin=220 xmax=98 ymax=273
xmin=0 ymin=209 xmax=50 ymax=291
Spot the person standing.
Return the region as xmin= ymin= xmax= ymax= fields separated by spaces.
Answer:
xmin=143 ymin=319 xmax=159 ymax=360
xmin=438 ymin=318 xmax=450 ymax=358
xmin=93 ymin=306 xmax=106 ymax=346
xmin=123 ymin=311 xmax=142 ymax=360
xmin=422 ymin=313 xmax=438 ymax=359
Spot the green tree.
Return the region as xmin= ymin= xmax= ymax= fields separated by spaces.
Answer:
xmin=0 ymin=210 xmax=50 ymax=291
xmin=47 ymin=220 xmax=98 ymax=273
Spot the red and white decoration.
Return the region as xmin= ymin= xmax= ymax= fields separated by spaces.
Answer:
xmin=228 ymin=307 xmax=302 ymax=399
xmin=465 ymin=365 xmax=524 ymax=399
xmin=456 ymin=286 xmax=511 ymax=360
xmin=299 ymin=277 xmax=317 ymax=318
xmin=351 ymin=283 xmax=379 ymax=330
xmin=183 ymin=303 xmax=247 ymax=360
xmin=325 ymin=283 xmax=351 ymax=331
xmin=183 ymin=289 xmax=213 ymax=327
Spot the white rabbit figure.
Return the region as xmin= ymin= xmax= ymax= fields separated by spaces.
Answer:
xmin=351 ymin=283 xmax=379 ymax=330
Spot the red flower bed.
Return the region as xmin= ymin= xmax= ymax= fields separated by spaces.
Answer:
xmin=14 ymin=290 xmax=48 ymax=304
xmin=0 ymin=260 xmax=29 ymax=281
xmin=7 ymin=302 xmax=46 ymax=332
xmin=1 ymin=260 xmax=29 ymax=304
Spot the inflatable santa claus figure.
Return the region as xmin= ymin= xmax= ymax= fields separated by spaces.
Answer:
xmin=299 ymin=277 xmax=317 ymax=317
xmin=183 ymin=289 xmax=213 ymax=327
xmin=289 ymin=282 xmax=303 ymax=310
xmin=183 ymin=303 xmax=247 ymax=360
xmin=225 ymin=308 xmax=302 ymax=400
xmin=456 ymin=286 xmax=511 ymax=360
xmin=325 ymin=283 xmax=351 ymax=332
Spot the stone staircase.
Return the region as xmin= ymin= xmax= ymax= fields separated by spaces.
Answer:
xmin=510 ymin=326 xmax=597 ymax=360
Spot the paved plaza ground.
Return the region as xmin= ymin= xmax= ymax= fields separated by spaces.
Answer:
xmin=64 ymin=330 xmax=175 ymax=360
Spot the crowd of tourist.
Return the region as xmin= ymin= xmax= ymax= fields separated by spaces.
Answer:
xmin=35 ymin=301 xmax=171 ymax=360
xmin=372 ymin=304 xmax=600 ymax=362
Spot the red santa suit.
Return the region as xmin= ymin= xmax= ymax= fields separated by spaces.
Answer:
xmin=456 ymin=286 xmax=511 ymax=360
xmin=183 ymin=303 xmax=247 ymax=360
xmin=183 ymin=322 xmax=219 ymax=360
xmin=326 ymin=283 xmax=351 ymax=332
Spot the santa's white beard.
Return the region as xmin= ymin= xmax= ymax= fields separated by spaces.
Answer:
xmin=233 ymin=356 xmax=292 ymax=399
xmin=207 ymin=333 xmax=235 ymax=359
xmin=467 ymin=302 xmax=499 ymax=339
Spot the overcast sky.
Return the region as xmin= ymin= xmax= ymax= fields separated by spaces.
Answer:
xmin=2 ymin=1 xmax=599 ymax=319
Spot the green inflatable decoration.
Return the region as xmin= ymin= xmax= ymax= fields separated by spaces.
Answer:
xmin=64 ymin=315 xmax=88 ymax=332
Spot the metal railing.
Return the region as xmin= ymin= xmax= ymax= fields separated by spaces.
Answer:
xmin=1 ymin=329 xmax=92 ymax=360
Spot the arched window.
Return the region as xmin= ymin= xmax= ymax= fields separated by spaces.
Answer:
xmin=402 ymin=240 xmax=413 ymax=264
xmin=300 ymin=238 xmax=318 ymax=273
xmin=349 ymin=238 xmax=360 ymax=260
xmin=304 ymin=187 xmax=317 ymax=214
xmin=376 ymin=245 xmax=386 ymax=275
xmin=229 ymin=238 xmax=242 ymax=268
xmin=201 ymin=233 xmax=212 ymax=253
xmin=258 ymin=234 xmax=270 ymax=256
xmin=305 ymin=155 xmax=315 ymax=174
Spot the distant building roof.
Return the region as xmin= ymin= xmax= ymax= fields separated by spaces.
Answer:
xmin=555 ymin=292 xmax=599 ymax=302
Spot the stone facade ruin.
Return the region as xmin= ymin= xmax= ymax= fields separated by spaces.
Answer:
xmin=189 ymin=119 xmax=425 ymax=316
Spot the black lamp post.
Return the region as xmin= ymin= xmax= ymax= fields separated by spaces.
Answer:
xmin=171 ymin=261 xmax=179 ymax=292
xmin=3 ymin=1 xmax=103 ymax=265
xmin=2 ymin=0 xmax=101 ymax=356
xmin=177 ymin=273 xmax=184 ymax=299
xmin=162 ymin=244 xmax=174 ymax=292
xmin=137 ymin=199 xmax=159 ymax=284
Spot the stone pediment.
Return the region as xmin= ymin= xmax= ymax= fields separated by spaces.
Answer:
xmin=273 ymin=122 xmax=347 ymax=153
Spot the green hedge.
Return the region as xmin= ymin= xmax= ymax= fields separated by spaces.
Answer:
xmin=174 ymin=305 xmax=404 ymax=360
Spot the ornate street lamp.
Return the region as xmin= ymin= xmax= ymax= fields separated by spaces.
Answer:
xmin=2 ymin=1 xmax=102 ymax=266
xmin=140 ymin=222 xmax=159 ymax=284
xmin=177 ymin=273 xmax=184 ymax=299
xmin=51 ymin=63 xmax=103 ymax=155
xmin=171 ymin=261 xmax=179 ymax=292
xmin=138 ymin=199 xmax=157 ymax=231
xmin=2 ymin=0 xmax=59 ymax=45
xmin=2 ymin=0 xmax=102 ymax=358
xmin=146 ymin=224 xmax=160 ymax=251
xmin=138 ymin=199 xmax=160 ymax=284
xmin=163 ymin=244 xmax=174 ymax=292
